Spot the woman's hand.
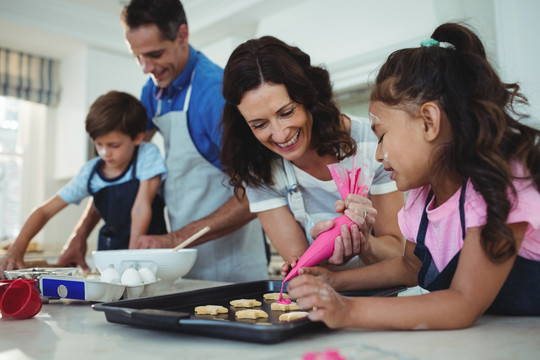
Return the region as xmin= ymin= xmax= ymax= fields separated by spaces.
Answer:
xmin=309 ymin=194 xmax=377 ymax=265
xmin=281 ymin=256 xmax=300 ymax=278
xmin=288 ymin=273 xmax=351 ymax=329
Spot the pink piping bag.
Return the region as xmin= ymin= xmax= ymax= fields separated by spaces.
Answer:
xmin=280 ymin=151 xmax=375 ymax=299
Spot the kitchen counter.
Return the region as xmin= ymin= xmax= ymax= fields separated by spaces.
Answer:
xmin=1 ymin=279 xmax=539 ymax=360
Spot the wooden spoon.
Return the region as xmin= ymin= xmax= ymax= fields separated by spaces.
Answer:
xmin=171 ymin=226 xmax=211 ymax=252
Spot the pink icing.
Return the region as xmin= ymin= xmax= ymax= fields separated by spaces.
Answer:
xmin=276 ymin=298 xmax=292 ymax=305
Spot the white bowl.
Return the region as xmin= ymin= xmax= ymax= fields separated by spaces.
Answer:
xmin=92 ymin=249 xmax=197 ymax=291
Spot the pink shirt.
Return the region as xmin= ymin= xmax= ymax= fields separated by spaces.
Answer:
xmin=398 ymin=166 xmax=540 ymax=272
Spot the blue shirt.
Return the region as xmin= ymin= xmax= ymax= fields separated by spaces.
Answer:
xmin=140 ymin=45 xmax=225 ymax=169
xmin=58 ymin=142 xmax=167 ymax=205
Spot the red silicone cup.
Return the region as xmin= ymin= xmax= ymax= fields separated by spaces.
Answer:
xmin=0 ymin=279 xmax=42 ymax=319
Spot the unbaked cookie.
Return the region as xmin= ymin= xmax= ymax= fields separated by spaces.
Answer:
xmin=271 ymin=301 xmax=299 ymax=311
xmin=229 ymin=299 xmax=262 ymax=308
xmin=263 ymin=292 xmax=289 ymax=300
xmin=279 ymin=311 xmax=309 ymax=322
xmin=235 ymin=309 xmax=269 ymax=319
xmin=194 ymin=305 xmax=228 ymax=315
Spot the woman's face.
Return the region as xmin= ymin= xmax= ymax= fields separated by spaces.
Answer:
xmin=237 ymin=83 xmax=313 ymax=162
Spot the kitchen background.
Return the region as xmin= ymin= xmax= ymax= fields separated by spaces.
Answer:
xmin=0 ymin=0 xmax=538 ymax=258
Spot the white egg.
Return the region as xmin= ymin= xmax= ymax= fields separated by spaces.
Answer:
xmin=138 ymin=267 xmax=156 ymax=283
xmin=120 ymin=267 xmax=143 ymax=286
xmin=100 ymin=267 xmax=121 ymax=284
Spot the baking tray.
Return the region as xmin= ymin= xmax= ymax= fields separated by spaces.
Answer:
xmin=93 ymin=280 xmax=406 ymax=343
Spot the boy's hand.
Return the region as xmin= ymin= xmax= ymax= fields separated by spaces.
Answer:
xmin=57 ymin=243 xmax=89 ymax=271
xmin=0 ymin=249 xmax=25 ymax=278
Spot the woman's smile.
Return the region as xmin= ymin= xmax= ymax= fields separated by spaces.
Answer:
xmin=275 ymin=129 xmax=300 ymax=149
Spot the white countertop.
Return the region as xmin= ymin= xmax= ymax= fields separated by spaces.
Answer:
xmin=1 ymin=279 xmax=539 ymax=360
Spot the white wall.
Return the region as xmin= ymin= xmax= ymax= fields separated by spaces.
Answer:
xmin=495 ymin=0 xmax=540 ymax=125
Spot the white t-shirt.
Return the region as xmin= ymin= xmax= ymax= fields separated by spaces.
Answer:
xmin=246 ymin=115 xmax=397 ymax=237
xmin=57 ymin=142 xmax=167 ymax=205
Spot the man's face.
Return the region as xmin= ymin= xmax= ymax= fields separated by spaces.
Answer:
xmin=125 ymin=23 xmax=189 ymax=88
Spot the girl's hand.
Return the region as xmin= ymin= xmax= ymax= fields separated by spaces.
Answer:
xmin=288 ymin=274 xmax=351 ymax=329
xmin=298 ymin=265 xmax=337 ymax=288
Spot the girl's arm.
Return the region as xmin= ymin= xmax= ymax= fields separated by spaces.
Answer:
xmin=0 ymin=195 xmax=68 ymax=274
xmin=349 ymin=191 xmax=405 ymax=264
xmin=128 ymin=174 xmax=162 ymax=248
xmin=290 ymin=223 xmax=527 ymax=330
xmin=301 ymin=240 xmax=420 ymax=292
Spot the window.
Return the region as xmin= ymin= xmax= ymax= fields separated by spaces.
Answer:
xmin=0 ymin=96 xmax=47 ymax=245
xmin=0 ymin=96 xmax=23 ymax=241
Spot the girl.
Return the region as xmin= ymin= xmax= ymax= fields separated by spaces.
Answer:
xmin=220 ymin=36 xmax=404 ymax=273
xmin=288 ymin=23 xmax=540 ymax=329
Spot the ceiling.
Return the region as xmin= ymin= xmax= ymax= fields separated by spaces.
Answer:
xmin=0 ymin=0 xmax=303 ymax=59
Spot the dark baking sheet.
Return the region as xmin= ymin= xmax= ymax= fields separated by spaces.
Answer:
xmin=92 ymin=280 xmax=406 ymax=344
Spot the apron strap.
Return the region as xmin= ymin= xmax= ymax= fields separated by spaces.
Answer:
xmin=282 ymin=158 xmax=315 ymax=242
xmin=153 ymin=69 xmax=196 ymax=118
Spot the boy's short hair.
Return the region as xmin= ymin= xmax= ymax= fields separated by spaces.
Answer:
xmin=85 ymin=91 xmax=147 ymax=140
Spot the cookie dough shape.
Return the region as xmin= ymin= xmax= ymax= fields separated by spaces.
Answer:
xmin=194 ymin=305 xmax=228 ymax=315
xmin=279 ymin=311 xmax=309 ymax=322
xmin=271 ymin=301 xmax=299 ymax=311
xmin=229 ymin=299 xmax=262 ymax=308
xmin=235 ymin=309 xmax=269 ymax=319
xmin=263 ymin=292 xmax=289 ymax=300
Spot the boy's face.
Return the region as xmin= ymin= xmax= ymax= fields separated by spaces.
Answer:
xmin=94 ymin=131 xmax=143 ymax=174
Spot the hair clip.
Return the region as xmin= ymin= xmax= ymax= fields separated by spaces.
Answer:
xmin=420 ymin=38 xmax=439 ymax=47
xmin=420 ymin=38 xmax=455 ymax=50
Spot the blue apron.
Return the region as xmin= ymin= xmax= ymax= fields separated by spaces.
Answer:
xmin=88 ymin=147 xmax=167 ymax=250
xmin=414 ymin=183 xmax=540 ymax=315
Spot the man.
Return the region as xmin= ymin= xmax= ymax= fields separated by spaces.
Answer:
xmin=58 ymin=0 xmax=268 ymax=282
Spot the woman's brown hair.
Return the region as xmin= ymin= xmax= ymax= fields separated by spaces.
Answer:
xmin=220 ymin=36 xmax=355 ymax=197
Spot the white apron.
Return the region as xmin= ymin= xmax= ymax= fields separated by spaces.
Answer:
xmin=152 ymin=74 xmax=268 ymax=282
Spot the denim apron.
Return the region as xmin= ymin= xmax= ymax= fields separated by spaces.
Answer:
xmin=414 ymin=183 xmax=540 ymax=315
xmin=88 ymin=147 xmax=166 ymax=250
xmin=151 ymin=69 xmax=268 ymax=282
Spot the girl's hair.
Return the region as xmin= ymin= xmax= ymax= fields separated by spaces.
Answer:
xmin=371 ymin=22 xmax=540 ymax=262
xmin=86 ymin=91 xmax=147 ymax=140
xmin=221 ymin=36 xmax=355 ymax=197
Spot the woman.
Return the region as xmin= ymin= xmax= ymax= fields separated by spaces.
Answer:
xmin=220 ymin=36 xmax=404 ymax=273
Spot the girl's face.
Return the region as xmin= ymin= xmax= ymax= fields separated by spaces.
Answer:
xmin=94 ymin=130 xmax=142 ymax=174
xmin=237 ymin=83 xmax=313 ymax=163
xmin=369 ymin=101 xmax=432 ymax=191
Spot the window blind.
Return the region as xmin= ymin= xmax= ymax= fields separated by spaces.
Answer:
xmin=0 ymin=47 xmax=61 ymax=106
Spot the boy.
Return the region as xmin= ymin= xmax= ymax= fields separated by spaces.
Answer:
xmin=0 ymin=91 xmax=167 ymax=275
